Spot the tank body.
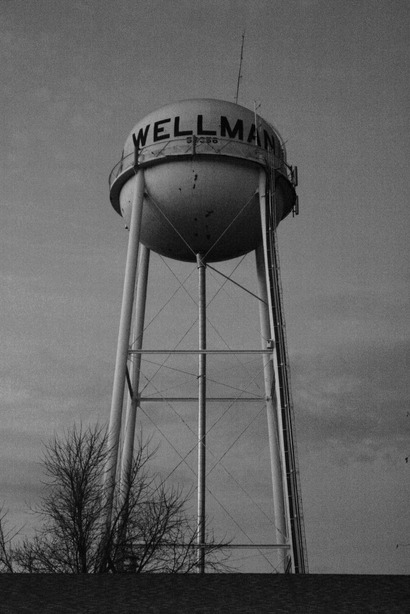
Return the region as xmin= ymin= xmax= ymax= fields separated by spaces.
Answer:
xmin=109 ymin=99 xmax=296 ymax=262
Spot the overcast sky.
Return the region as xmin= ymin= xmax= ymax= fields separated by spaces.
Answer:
xmin=2 ymin=0 xmax=409 ymax=574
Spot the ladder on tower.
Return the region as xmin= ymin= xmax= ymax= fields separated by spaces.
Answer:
xmin=265 ymin=164 xmax=308 ymax=574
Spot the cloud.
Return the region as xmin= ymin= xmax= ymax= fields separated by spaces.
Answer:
xmin=292 ymin=338 xmax=410 ymax=461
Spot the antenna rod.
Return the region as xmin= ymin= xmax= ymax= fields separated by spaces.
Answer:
xmin=235 ymin=31 xmax=245 ymax=105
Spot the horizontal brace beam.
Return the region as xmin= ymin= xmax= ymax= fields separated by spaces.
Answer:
xmin=139 ymin=397 xmax=265 ymax=403
xmin=128 ymin=349 xmax=273 ymax=355
xmin=215 ymin=544 xmax=291 ymax=550
xmin=130 ymin=542 xmax=290 ymax=550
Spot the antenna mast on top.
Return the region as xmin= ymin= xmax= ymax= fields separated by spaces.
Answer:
xmin=235 ymin=30 xmax=245 ymax=105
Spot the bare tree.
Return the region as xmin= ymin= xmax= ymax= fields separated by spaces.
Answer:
xmin=1 ymin=425 xmax=228 ymax=573
xmin=0 ymin=507 xmax=17 ymax=573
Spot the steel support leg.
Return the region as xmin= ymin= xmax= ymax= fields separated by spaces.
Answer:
xmin=104 ymin=169 xmax=145 ymax=524
xmin=120 ymin=244 xmax=150 ymax=489
xmin=257 ymin=168 xmax=287 ymax=572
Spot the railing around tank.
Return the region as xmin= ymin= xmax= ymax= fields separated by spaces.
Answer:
xmin=109 ymin=136 xmax=297 ymax=189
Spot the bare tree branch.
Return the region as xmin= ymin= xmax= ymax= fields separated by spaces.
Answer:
xmin=2 ymin=424 xmax=230 ymax=573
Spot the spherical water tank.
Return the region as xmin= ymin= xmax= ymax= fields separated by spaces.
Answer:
xmin=109 ymin=99 xmax=297 ymax=263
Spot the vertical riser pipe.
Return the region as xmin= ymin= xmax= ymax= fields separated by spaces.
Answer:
xmin=197 ymin=253 xmax=206 ymax=573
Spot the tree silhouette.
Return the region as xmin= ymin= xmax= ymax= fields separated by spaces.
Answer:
xmin=0 ymin=425 xmax=228 ymax=573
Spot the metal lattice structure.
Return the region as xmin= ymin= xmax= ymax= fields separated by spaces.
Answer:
xmin=106 ymin=99 xmax=307 ymax=573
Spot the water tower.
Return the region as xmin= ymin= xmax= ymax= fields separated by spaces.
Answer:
xmin=107 ymin=99 xmax=307 ymax=573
